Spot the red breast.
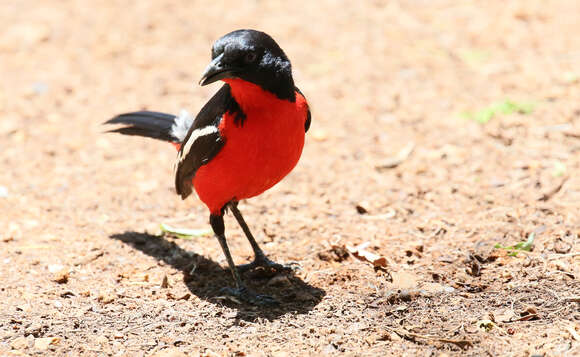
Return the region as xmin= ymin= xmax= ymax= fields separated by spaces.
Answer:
xmin=193 ymin=79 xmax=309 ymax=214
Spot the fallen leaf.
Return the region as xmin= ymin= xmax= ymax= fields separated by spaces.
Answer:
xmin=347 ymin=242 xmax=389 ymax=268
xmin=160 ymin=223 xmax=212 ymax=239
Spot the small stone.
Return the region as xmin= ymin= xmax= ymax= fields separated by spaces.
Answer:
xmin=267 ymin=275 xmax=290 ymax=286
xmin=11 ymin=336 xmax=29 ymax=349
xmin=34 ymin=337 xmax=59 ymax=351
xmin=161 ymin=275 xmax=169 ymax=288
xmin=24 ymin=323 xmax=43 ymax=337
xmin=47 ymin=264 xmax=64 ymax=274
xmin=52 ymin=270 xmax=69 ymax=284
xmin=355 ymin=204 xmax=369 ymax=214
xmin=322 ymin=343 xmax=336 ymax=354
xmin=97 ymin=293 xmax=116 ymax=304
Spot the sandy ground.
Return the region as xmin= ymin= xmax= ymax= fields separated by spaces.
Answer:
xmin=1 ymin=0 xmax=579 ymax=355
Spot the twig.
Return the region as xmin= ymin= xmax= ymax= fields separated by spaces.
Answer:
xmin=73 ymin=251 xmax=104 ymax=266
xmin=386 ymin=327 xmax=474 ymax=349
xmin=375 ymin=142 xmax=415 ymax=170
xmin=538 ymin=176 xmax=568 ymax=201
xmin=548 ymin=252 xmax=580 ymax=260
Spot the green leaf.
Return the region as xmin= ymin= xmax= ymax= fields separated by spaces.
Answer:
xmin=494 ymin=232 xmax=535 ymax=256
xmin=461 ymin=99 xmax=535 ymax=124
xmin=160 ymin=223 xmax=212 ymax=239
xmin=552 ymin=161 xmax=567 ymax=177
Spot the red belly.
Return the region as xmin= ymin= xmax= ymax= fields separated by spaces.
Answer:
xmin=193 ymin=82 xmax=307 ymax=214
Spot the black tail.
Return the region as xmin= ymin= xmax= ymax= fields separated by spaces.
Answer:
xmin=105 ymin=111 xmax=178 ymax=142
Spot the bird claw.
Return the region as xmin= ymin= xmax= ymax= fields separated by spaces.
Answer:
xmin=219 ymin=286 xmax=279 ymax=307
xmin=237 ymin=257 xmax=301 ymax=278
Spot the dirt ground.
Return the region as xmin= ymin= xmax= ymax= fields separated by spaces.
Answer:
xmin=1 ymin=0 xmax=579 ymax=355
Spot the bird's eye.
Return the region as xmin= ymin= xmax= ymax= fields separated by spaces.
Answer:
xmin=244 ymin=52 xmax=257 ymax=63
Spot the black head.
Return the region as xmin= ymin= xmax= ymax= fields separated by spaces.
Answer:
xmin=199 ymin=29 xmax=295 ymax=101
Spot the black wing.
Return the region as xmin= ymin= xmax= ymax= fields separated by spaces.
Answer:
xmin=174 ymin=84 xmax=244 ymax=199
xmin=295 ymin=86 xmax=311 ymax=132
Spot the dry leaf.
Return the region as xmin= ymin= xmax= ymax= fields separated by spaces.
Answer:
xmin=347 ymin=242 xmax=389 ymax=268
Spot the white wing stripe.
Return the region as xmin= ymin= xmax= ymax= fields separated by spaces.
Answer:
xmin=170 ymin=109 xmax=195 ymax=142
xmin=179 ymin=126 xmax=219 ymax=162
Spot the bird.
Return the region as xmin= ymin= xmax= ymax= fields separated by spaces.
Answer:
xmin=105 ymin=29 xmax=311 ymax=306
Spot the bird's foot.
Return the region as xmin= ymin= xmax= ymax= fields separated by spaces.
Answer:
xmin=219 ymin=286 xmax=279 ymax=307
xmin=237 ymin=256 xmax=300 ymax=278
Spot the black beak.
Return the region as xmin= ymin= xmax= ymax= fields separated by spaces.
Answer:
xmin=199 ymin=53 xmax=240 ymax=86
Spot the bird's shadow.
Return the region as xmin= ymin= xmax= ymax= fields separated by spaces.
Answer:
xmin=110 ymin=231 xmax=325 ymax=321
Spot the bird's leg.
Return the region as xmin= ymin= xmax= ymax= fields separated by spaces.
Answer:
xmin=227 ymin=201 xmax=298 ymax=275
xmin=209 ymin=213 xmax=277 ymax=306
